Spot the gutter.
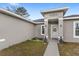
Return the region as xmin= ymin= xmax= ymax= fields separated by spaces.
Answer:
xmin=0 ymin=8 xmax=36 ymax=24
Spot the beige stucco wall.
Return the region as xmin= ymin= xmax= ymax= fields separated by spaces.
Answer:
xmin=35 ymin=23 xmax=55 ymax=40
xmin=35 ymin=24 xmax=44 ymax=38
xmin=63 ymin=20 xmax=79 ymax=43
xmin=0 ymin=13 xmax=35 ymax=50
xmin=48 ymin=24 xmax=51 ymax=39
xmin=44 ymin=11 xmax=63 ymax=19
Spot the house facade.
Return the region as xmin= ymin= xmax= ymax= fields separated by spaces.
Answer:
xmin=0 ymin=7 xmax=79 ymax=50
xmin=34 ymin=7 xmax=79 ymax=43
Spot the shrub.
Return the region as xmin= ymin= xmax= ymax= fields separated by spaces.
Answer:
xmin=32 ymin=37 xmax=43 ymax=41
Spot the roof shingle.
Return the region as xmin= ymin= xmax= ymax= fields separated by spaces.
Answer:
xmin=33 ymin=19 xmax=44 ymax=22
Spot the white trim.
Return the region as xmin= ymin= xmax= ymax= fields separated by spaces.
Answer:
xmin=41 ymin=7 xmax=68 ymax=13
xmin=35 ymin=22 xmax=44 ymax=23
xmin=73 ymin=21 xmax=79 ymax=38
xmin=41 ymin=25 xmax=45 ymax=35
xmin=64 ymin=17 xmax=79 ymax=20
xmin=34 ymin=22 xmax=44 ymax=24
xmin=51 ymin=25 xmax=53 ymax=38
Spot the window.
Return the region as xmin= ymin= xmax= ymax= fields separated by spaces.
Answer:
xmin=73 ymin=21 xmax=79 ymax=38
xmin=41 ymin=25 xmax=45 ymax=35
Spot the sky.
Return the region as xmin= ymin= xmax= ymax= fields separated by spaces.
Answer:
xmin=0 ymin=3 xmax=79 ymax=20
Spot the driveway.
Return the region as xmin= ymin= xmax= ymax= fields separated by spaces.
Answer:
xmin=44 ymin=39 xmax=59 ymax=56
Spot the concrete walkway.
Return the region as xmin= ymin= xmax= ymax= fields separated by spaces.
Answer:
xmin=44 ymin=40 xmax=59 ymax=56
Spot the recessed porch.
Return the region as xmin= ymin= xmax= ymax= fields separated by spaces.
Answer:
xmin=48 ymin=19 xmax=58 ymax=40
xmin=44 ymin=18 xmax=64 ymax=42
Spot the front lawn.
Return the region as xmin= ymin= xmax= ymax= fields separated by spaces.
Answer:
xmin=58 ymin=42 xmax=79 ymax=56
xmin=0 ymin=39 xmax=47 ymax=56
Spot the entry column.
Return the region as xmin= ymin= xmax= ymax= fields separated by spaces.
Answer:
xmin=58 ymin=18 xmax=63 ymax=42
xmin=44 ymin=18 xmax=49 ymax=42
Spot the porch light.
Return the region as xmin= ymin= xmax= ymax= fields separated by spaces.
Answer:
xmin=60 ymin=24 xmax=62 ymax=27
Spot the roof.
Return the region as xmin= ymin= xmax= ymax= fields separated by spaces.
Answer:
xmin=0 ymin=8 xmax=36 ymax=24
xmin=1 ymin=8 xmax=79 ymax=24
xmin=41 ymin=7 xmax=68 ymax=16
xmin=64 ymin=14 xmax=79 ymax=20
xmin=64 ymin=15 xmax=79 ymax=18
xmin=33 ymin=19 xmax=44 ymax=22
xmin=34 ymin=15 xmax=79 ymax=22
xmin=33 ymin=19 xmax=44 ymax=24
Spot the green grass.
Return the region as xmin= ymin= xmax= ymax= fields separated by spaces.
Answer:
xmin=0 ymin=40 xmax=47 ymax=56
xmin=58 ymin=42 xmax=79 ymax=56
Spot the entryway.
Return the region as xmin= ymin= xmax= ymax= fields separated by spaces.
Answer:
xmin=51 ymin=24 xmax=58 ymax=39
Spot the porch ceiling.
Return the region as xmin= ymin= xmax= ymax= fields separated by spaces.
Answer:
xmin=48 ymin=18 xmax=58 ymax=22
xmin=48 ymin=19 xmax=58 ymax=24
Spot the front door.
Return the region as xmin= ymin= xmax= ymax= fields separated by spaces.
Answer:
xmin=51 ymin=24 xmax=58 ymax=39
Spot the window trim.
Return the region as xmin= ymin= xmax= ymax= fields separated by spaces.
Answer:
xmin=73 ymin=21 xmax=79 ymax=38
xmin=41 ymin=25 xmax=45 ymax=35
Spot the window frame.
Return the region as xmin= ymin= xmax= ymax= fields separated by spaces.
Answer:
xmin=73 ymin=21 xmax=79 ymax=38
xmin=41 ymin=25 xmax=45 ymax=35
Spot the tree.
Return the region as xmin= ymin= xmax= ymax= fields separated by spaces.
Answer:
xmin=6 ymin=5 xmax=17 ymax=12
xmin=15 ymin=7 xmax=29 ymax=17
xmin=6 ymin=6 xmax=29 ymax=18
